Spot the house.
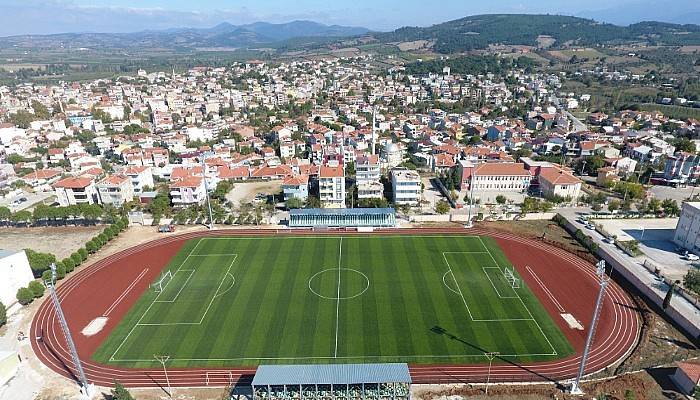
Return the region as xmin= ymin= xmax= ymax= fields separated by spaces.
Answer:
xmin=97 ymin=174 xmax=135 ymax=206
xmin=22 ymin=169 xmax=62 ymax=189
xmin=670 ymin=361 xmax=700 ymax=394
xmin=282 ymin=174 xmax=309 ymax=201
xmin=318 ymin=165 xmax=345 ymax=208
xmin=53 ymin=177 xmax=98 ymax=206
xmin=538 ymin=168 xmax=582 ymax=201
xmin=486 ymin=125 xmax=507 ymax=141
xmin=664 ymin=152 xmax=700 ymax=184
xmin=170 ymin=176 xmax=207 ymax=206
xmin=123 ymin=166 xmax=154 ymax=195
xmin=596 ymin=167 xmax=619 ymax=187
xmin=463 ymin=162 xmax=531 ymax=193
xmin=391 ymin=168 xmax=421 ymax=205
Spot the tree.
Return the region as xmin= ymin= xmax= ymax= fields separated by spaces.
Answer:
xmin=16 ymin=287 xmax=34 ymax=305
xmin=608 ymin=200 xmax=620 ymax=213
xmin=287 ymin=197 xmax=303 ymax=209
xmin=23 ymin=249 xmax=57 ymax=278
xmin=28 ymin=280 xmax=45 ymax=298
xmin=305 ymin=196 xmax=321 ymax=209
xmin=684 ymin=270 xmax=700 ymax=294
xmin=111 ymin=382 xmax=135 ymax=400
xmin=624 ymin=389 xmax=636 ymax=400
xmin=662 ymin=199 xmax=680 ymax=217
xmin=647 ymin=198 xmax=662 ymax=215
xmin=436 ymin=200 xmax=451 ymax=214
xmin=0 ymin=302 xmax=6 ymax=327
xmin=496 ymin=195 xmax=507 ymax=205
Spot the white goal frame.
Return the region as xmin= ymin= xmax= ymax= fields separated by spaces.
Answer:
xmin=150 ymin=270 xmax=173 ymax=293
xmin=503 ymin=267 xmax=521 ymax=289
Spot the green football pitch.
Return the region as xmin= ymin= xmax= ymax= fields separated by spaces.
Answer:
xmin=92 ymin=235 xmax=573 ymax=368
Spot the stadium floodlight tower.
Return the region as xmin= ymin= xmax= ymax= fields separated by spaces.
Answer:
xmin=200 ymin=151 xmax=216 ymax=230
xmin=45 ymin=263 xmax=95 ymax=399
xmin=570 ymin=260 xmax=609 ymax=395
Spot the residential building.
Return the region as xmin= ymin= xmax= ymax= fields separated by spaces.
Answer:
xmin=674 ymin=202 xmax=700 ymax=252
xmin=538 ymin=168 xmax=582 ymax=201
xmin=664 ymin=152 xmax=700 ymax=184
xmin=170 ymin=176 xmax=207 ymax=206
xmin=282 ymin=174 xmax=309 ymax=201
xmin=53 ymin=177 xmax=98 ymax=206
xmin=356 ymin=155 xmax=383 ymax=200
xmin=671 ymin=362 xmax=700 ymax=395
xmin=123 ymin=166 xmax=155 ymax=194
xmin=318 ymin=166 xmax=345 ymax=208
xmin=97 ymin=174 xmax=135 ymax=206
xmin=391 ymin=168 xmax=421 ymax=205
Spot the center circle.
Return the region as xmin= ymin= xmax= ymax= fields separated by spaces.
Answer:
xmin=308 ymin=268 xmax=370 ymax=300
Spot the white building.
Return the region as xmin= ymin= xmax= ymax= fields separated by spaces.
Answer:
xmin=0 ymin=249 xmax=35 ymax=307
xmin=674 ymin=202 xmax=700 ymax=252
xmin=356 ymin=154 xmax=383 ymax=200
xmin=538 ymin=168 xmax=582 ymax=201
xmin=97 ymin=174 xmax=135 ymax=206
xmin=170 ymin=176 xmax=207 ymax=206
xmin=53 ymin=177 xmax=99 ymax=206
xmin=123 ymin=166 xmax=155 ymax=194
xmin=318 ymin=165 xmax=345 ymax=208
xmin=391 ymin=168 xmax=421 ymax=205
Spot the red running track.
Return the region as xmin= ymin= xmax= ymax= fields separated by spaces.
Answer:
xmin=30 ymin=227 xmax=640 ymax=388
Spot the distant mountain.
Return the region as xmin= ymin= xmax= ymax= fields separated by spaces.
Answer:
xmin=0 ymin=20 xmax=371 ymax=50
xmin=577 ymin=0 xmax=700 ymax=26
xmin=375 ymin=14 xmax=700 ymax=53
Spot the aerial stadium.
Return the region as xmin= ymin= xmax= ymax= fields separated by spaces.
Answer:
xmin=30 ymin=227 xmax=640 ymax=388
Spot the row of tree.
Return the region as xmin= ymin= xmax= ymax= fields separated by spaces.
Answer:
xmin=16 ymin=218 xmax=130 ymax=306
xmin=0 ymin=203 xmax=109 ymax=227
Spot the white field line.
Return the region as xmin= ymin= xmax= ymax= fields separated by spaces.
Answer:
xmin=108 ymin=238 xmax=204 ymax=361
xmin=441 ymin=252 xmax=476 ymax=321
xmin=526 ymin=266 xmax=566 ymax=313
xmin=482 ymin=267 xmax=518 ymax=299
xmin=478 ymin=237 xmax=558 ymax=356
xmin=104 ymin=268 xmax=149 ymax=317
xmin=334 ymin=237 xmax=342 ymax=358
xmin=154 ymin=270 xmax=196 ymax=303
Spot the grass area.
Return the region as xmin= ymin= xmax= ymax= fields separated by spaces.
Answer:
xmin=638 ymin=103 xmax=700 ymax=120
xmin=92 ymin=235 xmax=573 ymax=368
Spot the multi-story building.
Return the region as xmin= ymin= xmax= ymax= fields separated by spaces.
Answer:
xmin=97 ymin=174 xmax=135 ymax=206
xmin=674 ymin=202 xmax=700 ymax=252
xmin=53 ymin=177 xmax=99 ymax=206
xmin=664 ymin=152 xmax=700 ymax=184
xmin=123 ymin=166 xmax=155 ymax=194
xmin=538 ymin=168 xmax=582 ymax=201
xmin=170 ymin=176 xmax=207 ymax=206
xmin=391 ymin=168 xmax=421 ymax=205
xmin=356 ymin=154 xmax=383 ymax=200
xmin=282 ymin=174 xmax=309 ymax=201
xmin=318 ymin=165 xmax=345 ymax=208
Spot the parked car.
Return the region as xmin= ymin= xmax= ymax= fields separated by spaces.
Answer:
xmin=682 ymin=251 xmax=700 ymax=261
xmin=158 ymin=224 xmax=175 ymax=233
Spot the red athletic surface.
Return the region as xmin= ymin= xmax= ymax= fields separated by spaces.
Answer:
xmin=30 ymin=228 xmax=640 ymax=388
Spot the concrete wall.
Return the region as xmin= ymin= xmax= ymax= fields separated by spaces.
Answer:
xmin=0 ymin=250 xmax=35 ymax=307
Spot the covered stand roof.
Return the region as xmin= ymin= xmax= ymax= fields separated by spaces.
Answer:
xmin=252 ymin=363 xmax=411 ymax=386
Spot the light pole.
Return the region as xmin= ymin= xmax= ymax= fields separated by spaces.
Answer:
xmin=484 ymin=351 xmax=500 ymax=395
xmin=200 ymin=151 xmax=216 ymax=230
xmin=580 ymin=160 xmax=587 ymax=177
xmin=570 ymin=260 xmax=609 ymax=395
xmin=640 ymin=226 xmax=646 ymax=241
xmin=466 ymin=164 xmax=476 ymax=228
xmin=46 ymin=263 xmax=94 ymax=399
xmin=154 ymin=354 xmax=172 ymax=398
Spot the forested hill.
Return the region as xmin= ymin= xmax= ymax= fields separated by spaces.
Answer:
xmin=377 ymin=14 xmax=700 ymax=53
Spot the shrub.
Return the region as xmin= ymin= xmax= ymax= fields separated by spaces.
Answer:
xmin=86 ymin=240 xmax=98 ymax=254
xmin=111 ymin=382 xmax=135 ymax=400
xmin=62 ymin=258 xmax=76 ymax=273
xmin=28 ymin=280 xmax=45 ymax=298
xmin=56 ymin=263 xmax=66 ymax=280
xmin=436 ymin=200 xmax=451 ymax=214
xmin=16 ymin=287 xmax=34 ymax=305
xmin=71 ymin=253 xmax=83 ymax=267
xmin=41 ymin=269 xmax=53 ymax=283
xmin=77 ymin=248 xmax=88 ymax=261
xmin=23 ymin=249 xmax=57 ymax=278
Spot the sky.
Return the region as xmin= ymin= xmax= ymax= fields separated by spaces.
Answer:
xmin=0 ymin=0 xmax=698 ymax=36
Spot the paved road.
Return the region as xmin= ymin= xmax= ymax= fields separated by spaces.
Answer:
xmin=0 ymin=191 xmax=54 ymax=213
xmin=552 ymin=95 xmax=588 ymax=133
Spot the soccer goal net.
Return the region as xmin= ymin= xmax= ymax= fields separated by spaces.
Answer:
xmin=503 ymin=267 xmax=520 ymax=289
xmin=151 ymin=270 xmax=173 ymax=293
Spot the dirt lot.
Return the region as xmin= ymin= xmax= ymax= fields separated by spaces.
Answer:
xmin=0 ymin=226 xmax=104 ymax=259
xmin=225 ymin=181 xmax=283 ymax=207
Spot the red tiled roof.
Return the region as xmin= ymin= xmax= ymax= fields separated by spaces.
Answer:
xmin=474 ymin=163 xmax=530 ymax=176
xmin=283 ymin=174 xmax=309 ymax=186
xmin=320 ymin=166 xmax=344 ymax=178
xmin=54 ymin=177 xmax=93 ymax=189
xmin=539 ymin=168 xmax=582 ymax=186
xmin=678 ymin=362 xmax=700 ymax=384
xmin=170 ymin=176 xmax=203 ymax=188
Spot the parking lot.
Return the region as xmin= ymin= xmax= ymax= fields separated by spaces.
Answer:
xmin=595 ymin=218 xmax=692 ymax=280
xmin=0 ymin=191 xmax=55 ymax=213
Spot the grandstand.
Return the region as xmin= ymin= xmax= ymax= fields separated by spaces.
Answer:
xmin=288 ymin=208 xmax=396 ymax=228
xmin=251 ymin=363 xmax=411 ymax=400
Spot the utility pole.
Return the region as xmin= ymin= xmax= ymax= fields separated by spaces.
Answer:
xmin=484 ymin=352 xmax=500 ymax=395
xmin=200 ymin=151 xmax=215 ymax=230
xmin=154 ymin=354 xmax=172 ymax=398
xmin=570 ymin=260 xmax=609 ymax=395
xmin=46 ymin=263 xmax=93 ymax=398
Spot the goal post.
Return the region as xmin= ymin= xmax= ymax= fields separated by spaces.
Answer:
xmin=151 ymin=270 xmax=173 ymax=293
xmin=503 ymin=267 xmax=520 ymax=289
